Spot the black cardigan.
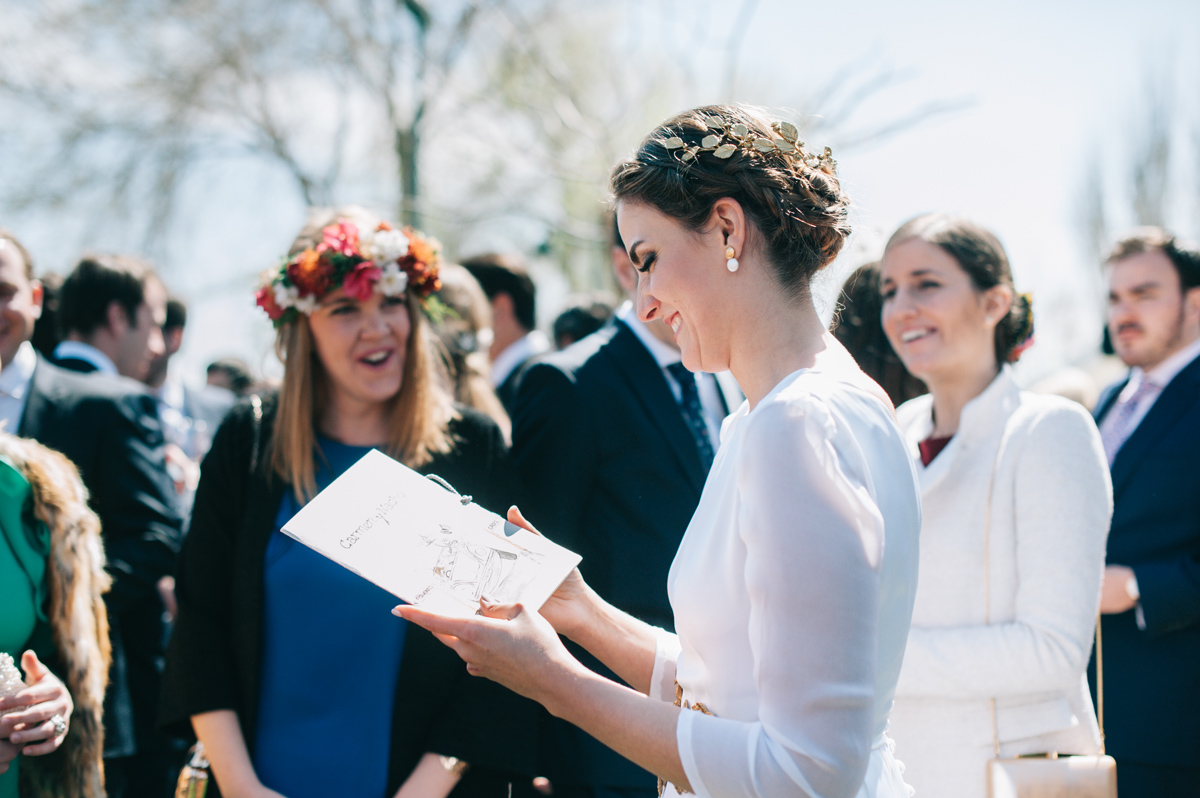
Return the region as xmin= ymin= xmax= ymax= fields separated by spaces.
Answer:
xmin=160 ymin=396 xmax=537 ymax=796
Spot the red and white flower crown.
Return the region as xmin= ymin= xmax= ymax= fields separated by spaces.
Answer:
xmin=255 ymin=220 xmax=443 ymax=327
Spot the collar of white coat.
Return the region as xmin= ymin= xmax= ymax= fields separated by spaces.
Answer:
xmin=899 ymin=365 xmax=1021 ymax=493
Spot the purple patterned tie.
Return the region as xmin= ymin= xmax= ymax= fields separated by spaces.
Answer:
xmin=667 ymin=362 xmax=715 ymax=471
xmin=1099 ymin=378 xmax=1157 ymax=466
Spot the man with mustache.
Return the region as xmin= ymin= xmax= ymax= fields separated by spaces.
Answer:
xmin=1093 ymin=228 xmax=1200 ymax=798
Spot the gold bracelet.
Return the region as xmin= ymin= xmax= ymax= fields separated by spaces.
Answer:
xmin=439 ymin=756 xmax=470 ymax=777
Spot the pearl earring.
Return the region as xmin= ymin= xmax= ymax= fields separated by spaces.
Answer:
xmin=725 ymin=246 xmax=739 ymax=273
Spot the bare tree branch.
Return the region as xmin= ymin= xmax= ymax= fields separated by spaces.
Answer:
xmin=1129 ymin=73 xmax=1171 ymax=228
xmin=0 ymin=0 xmax=963 ymax=292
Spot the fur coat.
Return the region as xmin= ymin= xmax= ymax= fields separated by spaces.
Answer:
xmin=0 ymin=434 xmax=110 ymax=798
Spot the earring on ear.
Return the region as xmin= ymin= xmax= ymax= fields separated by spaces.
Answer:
xmin=725 ymin=246 xmax=739 ymax=273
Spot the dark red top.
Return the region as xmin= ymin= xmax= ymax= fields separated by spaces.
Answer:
xmin=918 ymin=435 xmax=954 ymax=467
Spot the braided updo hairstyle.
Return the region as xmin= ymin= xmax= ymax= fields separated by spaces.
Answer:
xmin=610 ymin=105 xmax=851 ymax=300
xmin=884 ymin=214 xmax=1035 ymax=365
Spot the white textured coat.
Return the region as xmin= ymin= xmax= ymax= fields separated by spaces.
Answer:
xmin=888 ymin=368 xmax=1112 ymax=798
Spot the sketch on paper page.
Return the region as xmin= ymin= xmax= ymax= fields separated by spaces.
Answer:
xmin=281 ymin=449 xmax=581 ymax=618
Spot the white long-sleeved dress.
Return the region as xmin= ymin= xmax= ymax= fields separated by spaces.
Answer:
xmin=650 ymin=345 xmax=922 ymax=798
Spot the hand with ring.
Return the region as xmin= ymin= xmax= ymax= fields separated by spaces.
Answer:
xmin=0 ymin=650 xmax=73 ymax=767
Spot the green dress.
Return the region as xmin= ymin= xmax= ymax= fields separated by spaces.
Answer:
xmin=0 ymin=456 xmax=50 ymax=798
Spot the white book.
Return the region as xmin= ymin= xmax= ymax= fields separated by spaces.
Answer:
xmin=281 ymin=449 xmax=581 ymax=619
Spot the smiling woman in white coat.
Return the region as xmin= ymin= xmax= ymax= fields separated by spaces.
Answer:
xmin=879 ymin=214 xmax=1113 ymax=798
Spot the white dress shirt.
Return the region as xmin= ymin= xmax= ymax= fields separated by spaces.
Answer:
xmin=53 ymin=340 xmax=119 ymax=376
xmin=649 ymin=343 xmax=920 ymax=798
xmin=1099 ymin=336 xmax=1200 ymax=450
xmin=615 ymin=302 xmax=727 ymax=448
xmin=489 ymin=330 xmax=550 ymax=388
xmin=0 ymin=341 xmax=37 ymax=432
xmin=155 ymin=374 xmax=195 ymax=452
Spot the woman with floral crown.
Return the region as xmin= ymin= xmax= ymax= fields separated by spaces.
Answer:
xmin=396 ymin=105 xmax=922 ymax=798
xmin=161 ymin=206 xmax=536 ymax=798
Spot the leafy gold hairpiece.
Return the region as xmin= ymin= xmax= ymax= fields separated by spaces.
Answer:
xmin=660 ymin=114 xmax=837 ymax=173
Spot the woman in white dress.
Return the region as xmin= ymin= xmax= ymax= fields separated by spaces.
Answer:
xmin=396 ymin=105 xmax=922 ymax=798
xmin=878 ymin=214 xmax=1111 ymax=798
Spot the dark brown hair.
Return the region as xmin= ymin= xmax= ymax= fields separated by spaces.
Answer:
xmin=1107 ymin=227 xmax=1200 ymax=291
xmin=884 ymin=214 xmax=1034 ymax=365
xmin=461 ymin=253 xmax=537 ymax=332
xmin=433 ymin=263 xmax=511 ymax=441
xmin=833 ymin=262 xmax=927 ymax=406
xmin=59 ymin=253 xmax=159 ymax=336
xmin=609 ymin=105 xmax=851 ymax=299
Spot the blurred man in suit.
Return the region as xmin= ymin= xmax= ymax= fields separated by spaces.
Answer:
xmin=0 ymin=236 xmax=183 ymax=798
xmin=144 ymin=297 xmax=234 ymax=514
xmin=54 ymin=253 xmax=167 ymax=380
xmin=1092 ymin=228 xmax=1200 ymax=798
xmin=510 ymin=219 xmax=738 ymax=798
xmin=146 ymin=298 xmax=233 ymax=457
xmin=205 ymin=357 xmax=254 ymax=397
xmin=462 ymin=253 xmax=549 ymax=413
xmin=552 ymin=291 xmax=617 ymax=350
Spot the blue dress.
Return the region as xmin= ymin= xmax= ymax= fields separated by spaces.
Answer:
xmin=253 ymin=438 xmax=408 ymax=798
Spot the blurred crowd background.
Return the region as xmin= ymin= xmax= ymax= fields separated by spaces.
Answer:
xmin=2 ymin=0 xmax=1199 ymax=396
xmin=4 ymin=3 xmax=1200 ymax=797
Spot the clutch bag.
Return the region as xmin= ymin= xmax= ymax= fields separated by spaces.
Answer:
xmin=986 ymin=753 xmax=1116 ymax=798
xmin=980 ymin=444 xmax=1116 ymax=798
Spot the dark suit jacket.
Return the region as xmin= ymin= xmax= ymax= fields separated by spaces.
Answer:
xmin=510 ymin=319 xmax=724 ymax=790
xmin=160 ymin=396 xmax=537 ymax=796
xmin=1089 ymin=351 xmax=1200 ymax=767
xmin=496 ymin=360 xmax=527 ymax=415
xmin=18 ymin=355 xmax=184 ymax=757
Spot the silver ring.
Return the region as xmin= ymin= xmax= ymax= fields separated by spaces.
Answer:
xmin=50 ymin=713 xmax=67 ymax=737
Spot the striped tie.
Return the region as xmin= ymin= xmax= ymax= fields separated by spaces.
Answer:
xmin=667 ymin=362 xmax=715 ymax=471
xmin=1099 ymin=378 xmax=1157 ymax=466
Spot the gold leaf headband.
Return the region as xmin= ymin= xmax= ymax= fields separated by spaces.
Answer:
xmin=660 ymin=114 xmax=837 ymax=173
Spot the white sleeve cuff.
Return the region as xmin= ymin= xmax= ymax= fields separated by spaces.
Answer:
xmin=650 ymin=627 xmax=682 ymax=702
xmin=675 ymin=708 xmax=710 ymax=797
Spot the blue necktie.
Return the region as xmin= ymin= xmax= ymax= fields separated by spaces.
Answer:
xmin=667 ymin=362 xmax=715 ymax=471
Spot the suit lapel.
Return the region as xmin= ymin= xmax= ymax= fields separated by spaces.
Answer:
xmin=17 ymin=357 xmax=57 ymax=438
xmin=1110 ymin=355 xmax=1200 ymax=500
xmin=1092 ymin=376 xmax=1129 ymax=426
xmin=602 ymin=322 xmax=707 ymax=493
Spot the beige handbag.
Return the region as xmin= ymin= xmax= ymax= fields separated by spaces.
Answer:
xmin=980 ymin=442 xmax=1116 ymax=798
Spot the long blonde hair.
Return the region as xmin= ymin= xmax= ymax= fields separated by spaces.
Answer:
xmin=269 ymin=207 xmax=458 ymax=503
xmin=433 ymin=263 xmax=511 ymax=442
